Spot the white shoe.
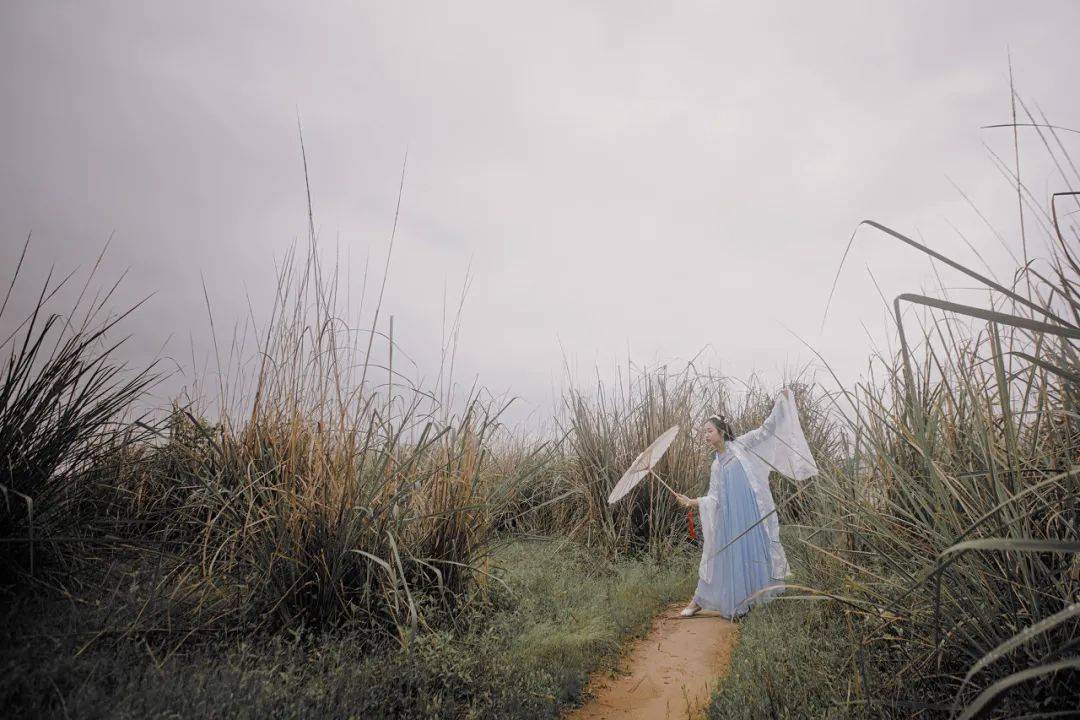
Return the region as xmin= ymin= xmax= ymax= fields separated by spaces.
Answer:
xmin=680 ymin=603 xmax=701 ymax=617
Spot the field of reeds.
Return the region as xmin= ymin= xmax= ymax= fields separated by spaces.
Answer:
xmin=2 ymin=104 xmax=1077 ymax=718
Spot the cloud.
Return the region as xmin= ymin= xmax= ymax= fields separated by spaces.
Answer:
xmin=2 ymin=0 xmax=1078 ymax=426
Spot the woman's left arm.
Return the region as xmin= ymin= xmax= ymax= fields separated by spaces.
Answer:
xmin=734 ymin=387 xmax=789 ymax=451
xmin=734 ymin=387 xmax=818 ymax=480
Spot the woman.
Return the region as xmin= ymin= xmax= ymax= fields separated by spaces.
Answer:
xmin=674 ymin=387 xmax=818 ymax=619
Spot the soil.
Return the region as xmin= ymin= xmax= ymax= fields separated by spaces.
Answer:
xmin=564 ymin=603 xmax=737 ymax=720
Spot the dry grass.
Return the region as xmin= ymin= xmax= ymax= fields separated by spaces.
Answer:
xmin=0 ymin=235 xmax=160 ymax=585
xmin=106 ymin=239 xmax=549 ymax=646
xmin=549 ymin=363 xmax=837 ymax=558
xmin=787 ymin=124 xmax=1080 ymax=715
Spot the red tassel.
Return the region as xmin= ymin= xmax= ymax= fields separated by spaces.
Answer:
xmin=687 ymin=509 xmax=696 ymax=540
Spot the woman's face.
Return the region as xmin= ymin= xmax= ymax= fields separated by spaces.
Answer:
xmin=702 ymin=421 xmax=723 ymax=449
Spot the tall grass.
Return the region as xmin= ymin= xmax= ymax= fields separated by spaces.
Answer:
xmin=560 ymin=363 xmax=716 ymax=557
xmin=553 ymin=363 xmax=833 ymax=558
xmin=103 ymin=239 xmax=546 ymax=648
xmin=548 ymin=97 xmax=1079 ymax=716
xmin=796 ymin=115 xmax=1080 ymax=715
xmin=0 ymin=237 xmax=159 ymax=585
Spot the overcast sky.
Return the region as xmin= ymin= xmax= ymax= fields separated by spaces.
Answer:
xmin=2 ymin=1 xmax=1078 ymax=429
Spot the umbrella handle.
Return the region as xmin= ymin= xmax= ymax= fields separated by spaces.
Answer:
xmin=648 ymin=470 xmax=680 ymax=497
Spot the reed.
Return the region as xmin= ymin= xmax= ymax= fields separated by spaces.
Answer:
xmin=555 ymin=363 xmax=834 ymax=558
xmin=549 ymin=98 xmax=1079 ymax=716
xmin=795 ymin=119 xmax=1080 ymax=715
xmin=115 ymin=239 xmax=551 ymax=646
xmin=0 ymin=236 xmax=159 ymax=585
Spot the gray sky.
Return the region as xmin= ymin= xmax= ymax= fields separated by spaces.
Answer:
xmin=2 ymin=1 xmax=1078 ymax=428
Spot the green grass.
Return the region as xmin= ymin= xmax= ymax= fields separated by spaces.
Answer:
xmin=1 ymin=537 xmax=698 ymax=719
xmin=707 ymin=597 xmax=857 ymax=720
xmin=706 ymin=532 xmax=867 ymax=719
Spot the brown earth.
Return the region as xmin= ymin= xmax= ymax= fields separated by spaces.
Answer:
xmin=563 ymin=603 xmax=737 ymax=720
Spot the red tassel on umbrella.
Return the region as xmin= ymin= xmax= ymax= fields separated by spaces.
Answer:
xmin=687 ymin=509 xmax=696 ymax=540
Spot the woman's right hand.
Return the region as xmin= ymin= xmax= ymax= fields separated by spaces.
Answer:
xmin=675 ymin=493 xmax=697 ymax=508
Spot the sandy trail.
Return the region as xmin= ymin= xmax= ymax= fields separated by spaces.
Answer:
xmin=564 ymin=603 xmax=737 ymax=720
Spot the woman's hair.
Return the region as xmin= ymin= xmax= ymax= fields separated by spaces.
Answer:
xmin=707 ymin=414 xmax=735 ymax=441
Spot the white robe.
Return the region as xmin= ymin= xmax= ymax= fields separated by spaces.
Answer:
xmin=697 ymin=388 xmax=818 ymax=583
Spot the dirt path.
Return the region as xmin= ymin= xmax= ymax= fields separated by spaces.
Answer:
xmin=564 ymin=603 xmax=738 ymax=720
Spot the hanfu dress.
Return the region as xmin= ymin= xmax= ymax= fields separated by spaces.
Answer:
xmin=692 ymin=389 xmax=818 ymax=617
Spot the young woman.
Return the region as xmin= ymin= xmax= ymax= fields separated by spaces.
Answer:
xmin=674 ymin=387 xmax=818 ymax=619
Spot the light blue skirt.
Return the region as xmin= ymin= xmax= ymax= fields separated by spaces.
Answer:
xmin=693 ymin=458 xmax=776 ymax=617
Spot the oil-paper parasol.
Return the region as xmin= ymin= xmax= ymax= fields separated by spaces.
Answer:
xmin=607 ymin=425 xmax=681 ymax=504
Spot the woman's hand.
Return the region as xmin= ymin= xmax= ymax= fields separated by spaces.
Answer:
xmin=674 ymin=493 xmax=698 ymax=509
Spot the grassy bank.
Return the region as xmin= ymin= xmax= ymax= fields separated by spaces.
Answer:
xmin=1 ymin=537 xmax=697 ymax=719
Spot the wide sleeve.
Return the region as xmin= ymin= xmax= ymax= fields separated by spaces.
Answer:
xmin=695 ymin=459 xmax=720 ymax=583
xmin=734 ymin=388 xmax=818 ymax=481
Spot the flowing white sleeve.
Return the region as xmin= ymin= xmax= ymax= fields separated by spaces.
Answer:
xmin=695 ymin=462 xmax=720 ymax=583
xmin=734 ymin=389 xmax=818 ymax=481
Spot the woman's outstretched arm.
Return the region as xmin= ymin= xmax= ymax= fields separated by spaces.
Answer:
xmin=734 ymin=387 xmax=790 ymax=450
xmin=734 ymin=387 xmax=818 ymax=480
